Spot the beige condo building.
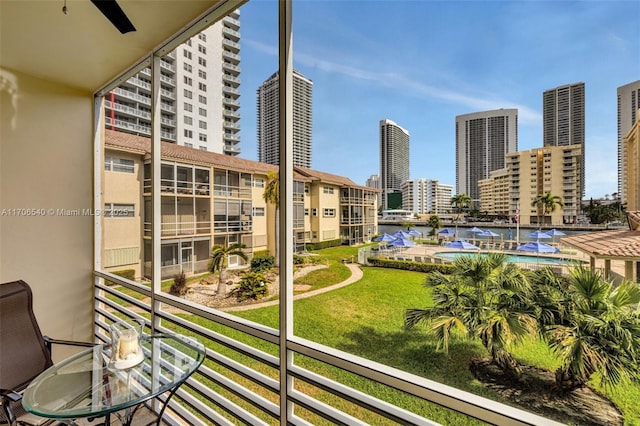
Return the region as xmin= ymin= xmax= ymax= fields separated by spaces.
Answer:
xmin=478 ymin=144 xmax=582 ymax=225
xmin=103 ymin=130 xmax=378 ymax=279
xmin=623 ymin=110 xmax=640 ymax=211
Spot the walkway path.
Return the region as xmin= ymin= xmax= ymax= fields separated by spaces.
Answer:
xmin=223 ymin=263 xmax=363 ymax=312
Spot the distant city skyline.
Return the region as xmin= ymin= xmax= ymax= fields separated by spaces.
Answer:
xmin=236 ymin=1 xmax=639 ymax=199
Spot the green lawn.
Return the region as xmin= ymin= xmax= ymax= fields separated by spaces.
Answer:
xmin=111 ymin=244 xmax=640 ymax=424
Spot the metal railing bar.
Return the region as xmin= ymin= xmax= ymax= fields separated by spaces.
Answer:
xmin=202 ymin=348 xmax=280 ymax=393
xmin=156 ymin=389 xmax=235 ymax=426
xmin=152 ymin=291 xmax=279 ymax=344
xmin=289 ymin=365 xmax=441 ymax=426
xmin=185 ymin=377 xmax=275 ymax=424
xmin=193 ymin=363 xmax=280 ymax=419
xmin=288 ymin=390 xmax=369 ymax=426
xmin=154 ymin=309 xmax=280 ymax=368
xmin=288 ymin=337 xmax=563 ymax=426
xmin=95 ymin=271 xmax=152 ymax=298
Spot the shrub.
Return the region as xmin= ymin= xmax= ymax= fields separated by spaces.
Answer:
xmin=251 ymin=254 xmax=275 ymax=272
xmin=305 ymin=239 xmax=342 ymax=250
xmin=366 ymin=258 xmax=454 ymax=274
xmin=169 ymin=271 xmax=188 ymax=296
xmin=253 ymin=250 xmax=271 ymax=258
xmin=105 ymin=269 xmax=136 ymax=286
xmin=293 ymin=254 xmax=305 ymax=265
xmin=231 ymin=272 xmax=268 ymax=302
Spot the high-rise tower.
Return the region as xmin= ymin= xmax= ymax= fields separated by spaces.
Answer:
xmin=455 ymin=109 xmax=518 ymax=205
xmin=543 ymin=82 xmax=585 ymax=196
xmin=380 ymin=119 xmax=410 ymax=210
xmin=104 ymin=11 xmax=241 ymax=155
xmin=617 ymin=80 xmax=640 ymax=203
xmin=257 ymin=70 xmax=313 ymax=167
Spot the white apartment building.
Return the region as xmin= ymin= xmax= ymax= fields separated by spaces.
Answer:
xmin=401 ymin=178 xmax=453 ymax=215
xmin=618 ymin=80 xmax=640 ymax=203
xmin=380 ymin=119 xmax=410 ymax=210
xmin=478 ymin=144 xmax=582 ymax=225
xmin=543 ymin=82 xmax=585 ymax=197
xmin=257 ymin=70 xmax=313 ymax=167
xmin=104 ymin=11 xmax=241 ymax=154
xmin=455 ymin=109 xmax=518 ymax=206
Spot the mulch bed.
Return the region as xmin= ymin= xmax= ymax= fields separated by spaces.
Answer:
xmin=470 ymin=358 xmax=623 ymax=426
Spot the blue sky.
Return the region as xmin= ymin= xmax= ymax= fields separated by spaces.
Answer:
xmin=236 ymin=0 xmax=639 ymax=199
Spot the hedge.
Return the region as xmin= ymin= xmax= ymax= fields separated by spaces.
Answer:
xmin=305 ymin=239 xmax=342 ymax=250
xmin=366 ymin=258 xmax=454 ymax=274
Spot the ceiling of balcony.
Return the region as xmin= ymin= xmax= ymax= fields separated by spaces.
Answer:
xmin=0 ymin=0 xmax=226 ymax=92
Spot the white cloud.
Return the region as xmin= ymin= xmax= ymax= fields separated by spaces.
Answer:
xmin=245 ymin=39 xmax=542 ymax=123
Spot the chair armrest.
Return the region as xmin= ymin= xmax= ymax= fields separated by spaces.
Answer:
xmin=0 ymin=389 xmax=22 ymax=402
xmin=43 ymin=336 xmax=97 ymax=354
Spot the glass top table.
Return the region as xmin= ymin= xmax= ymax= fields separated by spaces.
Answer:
xmin=22 ymin=333 xmax=205 ymax=426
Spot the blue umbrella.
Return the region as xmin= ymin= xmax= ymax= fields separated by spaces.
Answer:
xmin=516 ymin=241 xmax=559 ymax=253
xmin=528 ymin=230 xmax=552 ymax=240
xmin=407 ymin=229 xmax=421 ymax=237
xmin=468 ymin=227 xmax=484 ymax=233
xmin=388 ymin=237 xmax=416 ymax=247
xmin=392 ymin=230 xmax=413 ymax=239
xmin=438 ymin=229 xmax=456 ymax=236
xmin=545 ymin=228 xmax=566 ymax=244
xmin=373 ymin=233 xmax=396 ymax=242
xmin=477 ymin=230 xmax=500 ymax=237
xmin=445 ymin=240 xmax=480 ymax=250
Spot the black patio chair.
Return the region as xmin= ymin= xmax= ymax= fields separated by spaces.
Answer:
xmin=0 ymin=280 xmax=95 ymax=426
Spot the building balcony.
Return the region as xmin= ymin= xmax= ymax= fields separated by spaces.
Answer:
xmin=224 ymin=133 xmax=240 ymax=142
xmin=223 ymin=74 xmax=241 ymax=85
xmin=222 ymin=61 xmax=241 ymax=74
xmin=223 ymin=122 xmax=241 ymax=131
xmin=159 ymin=74 xmax=176 ymax=87
xmin=222 ymin=27 xmax=240 ymax=40
xmin=160 ymin=60 xmax=176 ymax=73
xmin=223 ymin=144 xmax=241 ymax=154
xmin=222 ymin=85 xmax=241 ymax=96
xmin=223 ymin=98 xmax=240 ymax=107
xmin=114 ymin=87 xmax=151 ymax=105
xmin=223 ymin=15 xmax=240 ymax=29
xmin=126 ymin=76 xmax=151 ymax=91
xmin=105 ymin=100 xmax=151 ymax=120
xmin=222 ymin=38 xmax=240 ymax=52
xmin=223 ymin=109 xmax=240 ymax=119
xmin=222 ymin=50 xmax=241 ymax=64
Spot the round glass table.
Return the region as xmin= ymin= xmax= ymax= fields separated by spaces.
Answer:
xmin=22 ymin=333 xmax=205 ymax=426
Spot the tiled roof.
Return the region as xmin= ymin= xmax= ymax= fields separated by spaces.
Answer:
xmin=562 ymin=229 xmax=640 ymax=260
xmin=104 ymin=130 xmax=377 ymax=191
xmin=105 ymin=130 xmax=277 ymax=174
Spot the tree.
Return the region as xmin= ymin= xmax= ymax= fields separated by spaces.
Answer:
xmin=405 ymin=253 xmax=535 ymax=377
xmin=450 ymin=193 xmax=471 ymax=223
xmin=263 ymin=170 xmax=280 ymax=262
xmin=531 ymin=192 xmax=564 ymax=229
xmin=532 ymin=266 xmax=640 ymax=391
xmin=426 ymin=215 xmax=442 ymax=237
xmin=208 ymin=243 xmax=248 ymax=296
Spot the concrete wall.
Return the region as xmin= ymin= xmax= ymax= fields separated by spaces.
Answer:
xmin=0 ymin=68 xmax=94 ymax=358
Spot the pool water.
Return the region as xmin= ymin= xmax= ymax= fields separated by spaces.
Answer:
xmin=435 ymin=251 xmax=581 ymax=265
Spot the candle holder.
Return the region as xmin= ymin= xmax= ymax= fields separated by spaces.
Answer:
xmin=109 ymin=319 xmax=144 ymax=370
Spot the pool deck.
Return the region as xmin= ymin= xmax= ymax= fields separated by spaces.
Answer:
xmin=388 ymin=241 xmax=629 ymax=280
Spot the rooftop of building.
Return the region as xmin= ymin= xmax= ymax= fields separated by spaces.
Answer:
xmin=105 ymin=130 xmax=376 ymax=191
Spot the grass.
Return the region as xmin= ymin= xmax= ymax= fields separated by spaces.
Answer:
xmin=111 ymin=245 xmax=640 ymax=424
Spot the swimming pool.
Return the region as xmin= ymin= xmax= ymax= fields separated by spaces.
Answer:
xmin=434 ymin=251 xmax=582 ymax=265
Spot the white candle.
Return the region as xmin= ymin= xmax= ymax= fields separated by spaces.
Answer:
xmin=117 ymin=328 xmax=140 ymax=360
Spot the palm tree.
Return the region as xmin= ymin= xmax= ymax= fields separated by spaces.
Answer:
xmin=426 ymin=214 xmax=442 ymax=237
xmin=208 ymin=243 xmax=248 ymax=296
xmin=263 ymin=170 xmax=280 ymax=262
xmin=450 ymin=193 xmax=471 ymax=224
xmin=405 ymin=253 xmax=535 ymax=377
xmin=531 ymin=192 xmax=564 ymax=229
xmin=533 ymin=266 xmax=640 ymax=391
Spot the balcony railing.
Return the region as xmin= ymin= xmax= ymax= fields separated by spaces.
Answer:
xmin=93 ymin=272 xmax=560 ymax=426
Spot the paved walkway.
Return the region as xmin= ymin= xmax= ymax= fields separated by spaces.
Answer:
xmin=223 ymin=263 xmax=363 ymax=312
